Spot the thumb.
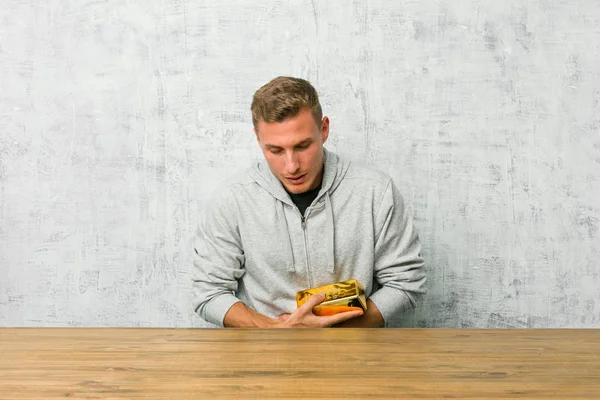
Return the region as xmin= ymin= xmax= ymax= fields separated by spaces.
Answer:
xmin=300 ymin=293 xmax=326 ymax=311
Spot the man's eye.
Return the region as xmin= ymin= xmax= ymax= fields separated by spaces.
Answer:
xmin=271 ymin=149 xmax=283 ymax=155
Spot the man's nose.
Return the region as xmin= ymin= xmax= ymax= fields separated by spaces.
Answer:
xmin=285 ymin=152 xmax=300 ymax=174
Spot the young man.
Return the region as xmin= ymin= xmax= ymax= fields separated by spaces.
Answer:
xmin=193 ymin=76 xmax=426 ymax=328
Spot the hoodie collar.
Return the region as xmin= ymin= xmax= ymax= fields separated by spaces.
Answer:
xmin=248 ymin=148 xmax=350 ymax=274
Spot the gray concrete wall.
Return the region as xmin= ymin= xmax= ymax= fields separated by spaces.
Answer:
xmin=1 ymin=0 xmax=599 ymax=327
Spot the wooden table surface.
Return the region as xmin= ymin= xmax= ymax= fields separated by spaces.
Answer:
xmin=0 ymin=328 xmax=599 ymax=399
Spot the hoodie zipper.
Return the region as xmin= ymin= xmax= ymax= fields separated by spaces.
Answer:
xmin=300 ymin=210 xmax=313 ymax=288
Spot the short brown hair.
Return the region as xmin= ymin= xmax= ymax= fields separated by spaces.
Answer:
xmin=251 ymin=76 xmax=323 ymax=130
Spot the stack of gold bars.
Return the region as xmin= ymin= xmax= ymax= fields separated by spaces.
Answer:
xmin=296 ymin=279 xmax=367 ymax=316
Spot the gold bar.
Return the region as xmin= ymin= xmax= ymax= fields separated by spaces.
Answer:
xmin=296 ymin=279 xmax=367 ymax=316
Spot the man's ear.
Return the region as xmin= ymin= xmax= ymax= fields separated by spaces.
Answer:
xmin=321 ymin=116 xmax=330 ymax=144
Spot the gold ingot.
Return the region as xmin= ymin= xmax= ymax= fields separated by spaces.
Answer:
xmin=296 ymin=279 xmax=367 ymax=316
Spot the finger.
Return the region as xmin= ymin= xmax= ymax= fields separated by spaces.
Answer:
xmin=319 ymin=310 xmax=364 ymax=327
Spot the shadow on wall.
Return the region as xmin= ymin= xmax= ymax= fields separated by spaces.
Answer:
xmin=388 ymin=243 xmax=454 ymax=328
xmin=414 ymin=242 xmax=458 ymax=328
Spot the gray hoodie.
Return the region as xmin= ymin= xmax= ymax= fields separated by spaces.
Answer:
xmin=193 ymin=148 xmax=426 ymax=327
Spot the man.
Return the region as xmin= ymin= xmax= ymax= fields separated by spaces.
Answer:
xmin=193 ymin=76 xmax=426 ymax=328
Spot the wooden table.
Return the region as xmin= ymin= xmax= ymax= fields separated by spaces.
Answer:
xmin=0 ymin=328 xmax=599 ymax=399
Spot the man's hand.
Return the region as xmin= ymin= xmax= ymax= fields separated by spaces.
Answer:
xmin=223 ymin=294 xmax=363 ymax=328
xmin=332 ymin=299 xmax=385 ymax=328
xmin=280 ymin=298 xmax=384 ymax=328
xmin=273 ymin=293 xmax=364 ymax=328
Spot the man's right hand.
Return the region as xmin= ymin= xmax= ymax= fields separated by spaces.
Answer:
xmin=273 ymin=293 xmax=364 ymax=328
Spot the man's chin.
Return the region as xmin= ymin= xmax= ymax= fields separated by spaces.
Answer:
xmin=285 ymin=186 xmax=306 ymax=194
xmin=283 ymin=181 xmax=310 ymax=194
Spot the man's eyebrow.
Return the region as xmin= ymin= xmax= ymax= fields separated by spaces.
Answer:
xmin=296 ymin=139 xmax=313 ymax=146
xmin=264 ymin=139 xmax=313 ymax=149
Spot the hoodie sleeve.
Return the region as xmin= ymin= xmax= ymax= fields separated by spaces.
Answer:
xmin=192 ymin=188 xmax=245 ymax=327
xmin=369 ymin=179 xmax=427 ymax=324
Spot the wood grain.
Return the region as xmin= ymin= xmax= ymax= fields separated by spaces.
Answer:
xmin=0 ymin=328 xmax=599 ymax=399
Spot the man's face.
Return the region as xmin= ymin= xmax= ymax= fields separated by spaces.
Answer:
xmin=255 ymin=108 xmax=329 ymax=194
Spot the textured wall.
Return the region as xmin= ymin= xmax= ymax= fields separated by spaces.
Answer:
xmin=1 ymin=0 xmax=599 ymax=328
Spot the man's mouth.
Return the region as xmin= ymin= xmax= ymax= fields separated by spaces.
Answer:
xmin=287 ymin=174 xmax=307 ymax=184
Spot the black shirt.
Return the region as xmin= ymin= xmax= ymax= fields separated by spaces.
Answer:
xmin=287 ymin=183 xmax=322 ymax=217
